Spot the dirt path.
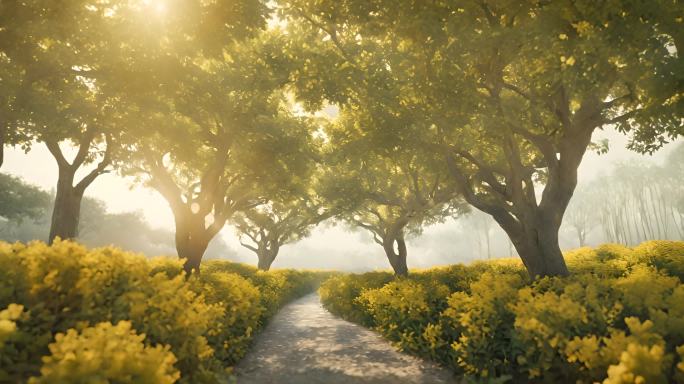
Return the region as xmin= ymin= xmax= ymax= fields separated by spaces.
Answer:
xmin=234 ymin=293 xmax=457 ymax=384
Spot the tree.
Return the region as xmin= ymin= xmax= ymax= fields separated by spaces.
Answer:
xmin=0 ymin=173 xmax=50 ymax=223
xmin=0 ymin=1 xmax=40 ymax=168
xmin=318 ymin=112 xmax=467 ymax=276
xmin=42 ymin=0 xmax=318 ymax=275
xmin=664 ymin=143 xmax=684 ymax=238
xmin=119 ymin=30 xmax=315 ymax=274
xmin=563 ymin=186 xmax=599 ymax=247
xmin=282 ymin=0 xmax=683 ymax=278
xmin=233 ymin=195 xmax=331 ymax=270
xmin=463 ymin=210 xmax=495 ymax=259
xmin=0 ymin=176 xmax=238 ymax=258
xmin=589 ymin=161 xmax=684 ymax=245
xmin=128 ymin=72 xmax=313 ymax=274
xmin=0 ymin=0 xmax=137 ymax=242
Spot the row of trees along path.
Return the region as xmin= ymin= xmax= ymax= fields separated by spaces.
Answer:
xmin=1 ymin=1 xmax=681 ymax=280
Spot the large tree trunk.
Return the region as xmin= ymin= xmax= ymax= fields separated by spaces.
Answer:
xmin=48 ymin=170 xmax=84 ymax=244
xmin=506 ymin=216 xmax=569 ymax=278
xmin=174 ymin=215 xmax=211 ymax=276
xmin=383 ymin=235 xmax=408 ymax=277
xmin=257 ymin=247 xmax=278 ymax=271
xmin=178 ymin=240 xmax=209 ymax=276
xmin=45 ymin=136 xmax=112 ymax=245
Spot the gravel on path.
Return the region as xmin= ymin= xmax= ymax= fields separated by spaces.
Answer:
xmin=235 ymin=293 xmax=457 ymax=384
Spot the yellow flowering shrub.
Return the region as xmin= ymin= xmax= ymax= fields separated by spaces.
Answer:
xmin=0 ymin=304 xmax=23 ymax=348
xmin=358 ymin=279 xmax=450 ymax=356
xmin=565 ymin=317 xmax=668 ymax=383
xmin=633 ymin=240 xmax=684 ymax=281
xmin=0 ymin=240 xmax=325 ymax=383
xmin=441 ymin=272 xmax=525 ymax=378
xmin=319 ymin=241 xmax=684 ymax=383
xmin=319 ymin=271 xmax=393 ymax=326
xmin=676 ymin=345 xmax=684 ymax=383
xmin=202 ymin=261 xmax=331 ymax=322
xmin=28 ymin=321 xmax=179 ymax=384
xmin=189 ymin=270 xmax=262 ymax=365
xmin=603 ymin=343 xmax=669 ymax=384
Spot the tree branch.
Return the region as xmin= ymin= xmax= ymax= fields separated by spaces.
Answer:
xmin=294 ymin=8 xmax=355 ymax=65
xmin=75 ymin=134 xmax=113 ymax=195
xmin=238 ymin=237 xmax=258 ymax=253
xmin=146 ymin=153 xmax=186 ymax=213
xmin=445 ymin=153 xmax=521 ymax=233
xmin=603 ymin=109 xmax=641 ymax=126
xmin=502 ymin=82 xmax=533 ymax=101
xmin=45 ymin=140 xmax=70 ymax=170
xmin=452 ymin=149 xmax=508 ymax=198
xmin=71 ymin=129 xmax=97 ymax=169
xmin=602 ymin=93 xmax=632 ymax=110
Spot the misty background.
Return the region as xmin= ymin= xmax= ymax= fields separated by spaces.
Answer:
xmin=2 ymin=127 xmax=682 ymax=272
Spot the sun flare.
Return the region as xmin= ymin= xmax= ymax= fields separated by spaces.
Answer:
xmin=141 ymin=0 xmax=167 ymax=15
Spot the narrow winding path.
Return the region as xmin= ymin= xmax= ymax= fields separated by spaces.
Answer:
xmin=235 ymin=293 xmax=456 ymax=384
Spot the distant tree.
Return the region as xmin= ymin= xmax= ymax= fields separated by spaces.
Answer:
xmin=563 ymin=186 xmax=600 ymax=247
xmin=0 ymin=173 xmax=50 ymax=224
xmin=319 ymin=111 xmax=467 ymax=276
xmin=463 ymin=210 xmax=495 ymax=259
xmin=581 ymin=160 xmax=684 ymax=245
xmin=233 ymin=195 xmax=331 ymax=270
xmin=664 ymin=143 xmax=684 ymax=238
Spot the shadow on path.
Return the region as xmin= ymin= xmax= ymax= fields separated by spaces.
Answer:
xmin=235 ymin=293 xmax=457 ymax=384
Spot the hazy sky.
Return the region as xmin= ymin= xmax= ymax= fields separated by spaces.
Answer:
xmin=3 ymin=128 xmax=682 ymax=271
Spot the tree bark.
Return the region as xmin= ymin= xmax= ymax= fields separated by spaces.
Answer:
xmin=506 ymin=217 xmax=569 ymax=278
xmin=0 ymin=125 xmax=5 ymax=168
xmin=174 ymin=214 xmax=212 ymax=276
xmin=48 ymin=169 xmax=84 ymax=244
xmin=45 ymin=135 xmax=112 ymax=245
xmin=0 ymin=140 xmax=4 ymax=168
xmin=445 ymin=98 xmax=603 ymax=279
xmin=178 ymin=241 xmax=209 ymax=276
xmin=383 ymin=234 xmax=408 ymax=277
xmin=257 ymin=247 xmax=278 ymax=271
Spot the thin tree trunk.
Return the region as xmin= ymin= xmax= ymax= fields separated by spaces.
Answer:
xmin=671 ymin=207 xmax=684 ymax=239
xmin=577 ymin=226 xmax=586 ymax=247
xmin=48 ymin=170 xmax=84 ymax=244
xmin=0 ymin=124 xmax=6 ymax=169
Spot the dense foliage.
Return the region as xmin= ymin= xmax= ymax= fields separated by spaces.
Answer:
xmin=320 ymin=241 xmax=684 ymax=383
xmin=0 ymin=240 xmax=328 ymax=383
xmin=281 ymin=0 xmax=684 ymax=278
xmin=2 ymin=0 xmax=682 ymax=278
